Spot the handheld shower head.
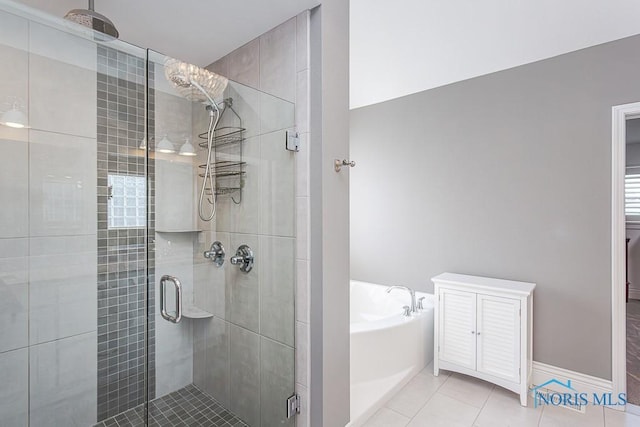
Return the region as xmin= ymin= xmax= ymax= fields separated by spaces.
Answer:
xmin=164 ymin=58 xmax=228 ymax=105
xmin=163 ymin=58 xmax=229 ymax=222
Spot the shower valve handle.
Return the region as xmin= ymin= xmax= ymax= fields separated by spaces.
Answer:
xmin=204 ymin=241 xmax=225 ymax=267
xmin=230 ymin=245 xmax=254 ymax=273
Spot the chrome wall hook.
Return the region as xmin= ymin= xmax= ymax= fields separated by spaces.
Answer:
xmin=335 ymin=159 xmax=356 ymax=172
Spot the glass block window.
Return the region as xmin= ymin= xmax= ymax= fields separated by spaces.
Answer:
xmin=108 ymin=174 xmax=146 ymax=228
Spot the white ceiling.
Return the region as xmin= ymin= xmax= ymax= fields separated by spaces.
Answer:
xmin=16 ymin=1 xmax=640 ymax=111
xmin=14 ymin=0 xmax=319 ymax=66
xmin=351 ymin=0 xmax=640 ymax=109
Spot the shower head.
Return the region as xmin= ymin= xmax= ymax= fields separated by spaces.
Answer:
xmin=164 ymin=58 xmax=228 ymax=105
xmin=64 ymin=0 xmax=119 ymax=40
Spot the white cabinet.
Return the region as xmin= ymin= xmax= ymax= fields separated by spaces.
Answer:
xmin=433 ymin=273 xmax=535 ymax=406
xmin=476 ymin=294 xmax=521 ymax=383
xmin=439 ymin=289 xmax=476 ymax=370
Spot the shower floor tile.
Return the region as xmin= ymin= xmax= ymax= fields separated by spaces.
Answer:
xmin=94 ymin=384 xmax=248 ymax=427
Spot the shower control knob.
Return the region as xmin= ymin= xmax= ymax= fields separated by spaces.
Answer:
xmin=230 ymin=245 xmax=254 ymax=273
xmin=204 ymin=241 xmax=225 ymax=267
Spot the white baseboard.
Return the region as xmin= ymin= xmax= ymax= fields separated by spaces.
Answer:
xmin=629 ymin=289 xmax=640 ymax=300
xmin=627 ymin=403 xmax=640 ymax=416
xmin=531 ymin=361 xmax=612 ymax=402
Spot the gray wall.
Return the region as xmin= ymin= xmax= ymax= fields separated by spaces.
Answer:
xmin=350 ymin=34 xmax=640 ymax=380
xmin=309 ymin=1 xmax=351 ymax=426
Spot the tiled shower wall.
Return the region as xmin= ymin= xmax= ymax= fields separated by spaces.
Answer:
xmin=203 ymin=10 xmax=312 ymax=427
xmin=0 ymin=6 xmax=310 ymax=427
xmin=0 ymin=13 xmax=99 ymax=426
xmin=95 ymin=46 xmax=156 ymax=421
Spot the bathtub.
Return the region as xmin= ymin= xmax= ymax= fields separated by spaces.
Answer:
xmin=348 ymin=280 xmax=434 ymax=426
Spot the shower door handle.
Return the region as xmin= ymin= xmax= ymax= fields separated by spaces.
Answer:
xmin=160 ymin=275 xmax=182 ymax=323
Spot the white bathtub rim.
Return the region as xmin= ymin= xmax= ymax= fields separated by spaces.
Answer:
xmin=350 ymin=280 xmax=434 ymax=308
xmin=351 ymin=310 xmax=430 ymax=334
xmin=350 ymin=279 xmax=434 ymax=334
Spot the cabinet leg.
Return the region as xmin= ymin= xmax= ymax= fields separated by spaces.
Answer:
xmin=520 ymin=391 xmax=528 ymax=407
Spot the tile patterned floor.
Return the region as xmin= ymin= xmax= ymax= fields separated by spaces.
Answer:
xmin=362 ymin=363 xmax=640 ymax=427
xmin=627 ymin=299 xmax=640 ymax=406
xmin=94 ymin=384 xmax=248 ymax=427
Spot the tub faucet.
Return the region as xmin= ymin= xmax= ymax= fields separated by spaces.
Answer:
xmin=386 ymin=286 xmax=417 ymax=314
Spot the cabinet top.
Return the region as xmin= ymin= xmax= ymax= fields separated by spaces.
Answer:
xmin=432 ymin=272 xmax=536 ymax=296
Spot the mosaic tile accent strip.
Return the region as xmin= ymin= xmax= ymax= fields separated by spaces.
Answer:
xmin=96 ymin=45 xmax=156 ymax=421
xmin=93 ymin=384 xmax=248 ymax=427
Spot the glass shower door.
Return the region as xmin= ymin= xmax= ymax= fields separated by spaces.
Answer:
xmin=0 ymin=2 xmax=151 ymax=426
xmin=0 ymin=2 xmax=296 ymax=424
xmin=148 ymin=49 xmax=297 ymax=427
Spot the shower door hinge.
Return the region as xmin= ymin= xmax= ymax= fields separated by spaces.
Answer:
xmin=285 ymin=130 xmax=300 ymax=152
xmin=286 ymin=393 xmax=301 ymax=418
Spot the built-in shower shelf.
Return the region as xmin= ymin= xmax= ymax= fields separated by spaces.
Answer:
xmin=182 ymin=305 xmax=214 ymax=319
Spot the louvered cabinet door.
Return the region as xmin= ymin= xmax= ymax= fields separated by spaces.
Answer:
xmin=476 ymin=294 xmax=520 ymax=383
xmin=439 ymin=289 xmax=477 ymax=370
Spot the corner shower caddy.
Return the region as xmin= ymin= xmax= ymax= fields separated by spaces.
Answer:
xmin=198 ymin=99 xmax=245 ymax=204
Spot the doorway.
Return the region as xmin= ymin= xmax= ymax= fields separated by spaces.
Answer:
xmin=612 ymin=103 xmax=640 ymax=414
xmin=625 ymin=118 xmax=640 ymax=407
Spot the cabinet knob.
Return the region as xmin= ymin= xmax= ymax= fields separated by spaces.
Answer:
xmin=470 ymin=331 xmax=475 ymax=334
xmin=477 ymin=332 xmax=481 ymax=335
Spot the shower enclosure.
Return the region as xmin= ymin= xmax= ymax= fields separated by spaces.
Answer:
xmin=0 ymin=2 xmax=296 ymax=426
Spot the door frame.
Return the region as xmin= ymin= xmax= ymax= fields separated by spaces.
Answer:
xmin=611 ymin=102 xmax=640 ymax=410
